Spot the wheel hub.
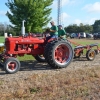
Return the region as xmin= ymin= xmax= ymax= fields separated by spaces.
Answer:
xmin=89 ymin=52 xmax=94 ymax=58
xmin=55 ymin=45 xmax=69 ymax=63
xmin=8 ymin=62 xmax=16 ymax=70
xmin=57 ymin=49 xmax=63 ymax=56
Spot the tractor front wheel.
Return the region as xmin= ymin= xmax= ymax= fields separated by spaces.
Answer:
xmin=4 ymin=57 xmax=20 ymax=74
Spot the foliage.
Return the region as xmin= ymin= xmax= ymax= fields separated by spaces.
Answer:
xmin=65 ymin=23 xmax=93 ymax=34
xmin=0 ymin=23 xmax=16 ymax=36
xmin=92 ymin=20 xmax=100 ymax=33
xmin=84 ymin=24 xmax=93 ymax=33
xmin=5 ymin=0 xmax=53 ymax=34
xmin=65 ymin=24 xmax=79 ymax=33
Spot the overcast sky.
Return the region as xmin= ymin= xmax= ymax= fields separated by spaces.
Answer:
xmin=0 ymin=0 xmax=100 ymax=27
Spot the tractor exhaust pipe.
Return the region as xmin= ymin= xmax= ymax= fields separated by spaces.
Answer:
xmin=21 ymin=20 xmax=25 ymax=36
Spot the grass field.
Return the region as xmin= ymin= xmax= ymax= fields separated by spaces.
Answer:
xmin=0 ymin=36 xmax=100 ymax=61
xmin=68 ymin=38 xmax=100 ymax=46
xmin=0 ymin=36 xmax=5 ymax=43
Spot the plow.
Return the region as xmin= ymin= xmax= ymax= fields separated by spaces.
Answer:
xmin=68 ymin=39 xmax=99 ymax=60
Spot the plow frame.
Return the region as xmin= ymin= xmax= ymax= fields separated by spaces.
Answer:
xmin=68 ymin=39 xmax=100 ymax=60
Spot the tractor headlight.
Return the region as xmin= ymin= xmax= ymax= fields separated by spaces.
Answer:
xmin=0 ymin=43 xmax=5 ymax=53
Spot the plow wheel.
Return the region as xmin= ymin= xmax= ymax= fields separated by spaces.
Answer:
xmin=86 ymin=49 xmax=96 ymax=61
xmin=34 ymin=55 xmax=46 ymax=62
xmin=4 ymin=57 xmax=20 ymax=74
xmin=46 ymin=40 xmax=74 ymax=69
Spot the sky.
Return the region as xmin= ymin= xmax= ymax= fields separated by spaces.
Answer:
xmin=0 ymin=0 xmax=100 ymax=27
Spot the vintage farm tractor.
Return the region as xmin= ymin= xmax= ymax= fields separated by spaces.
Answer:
xmin=0 ymin=21 xmax=73 ymax=74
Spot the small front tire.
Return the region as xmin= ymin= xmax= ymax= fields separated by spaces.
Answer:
xmin=4 ymin=57 xmax=20 ymax=74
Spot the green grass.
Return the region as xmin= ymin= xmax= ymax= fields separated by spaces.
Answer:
xmin=0 ymin=36 xmax=5 ymax=43
xmin=17 ymin=55 xmax=34 ymax=61
xmin=69 ymin=38 xmax=100 ymax=46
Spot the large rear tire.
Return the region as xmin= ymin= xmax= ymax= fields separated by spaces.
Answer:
xmin=45 ymin=40 xmax=74 ymax=68
xmin=44 ymin=40 xmax=57 ymax=66
xmin=4 ymin=57 xmax=20 ymax=74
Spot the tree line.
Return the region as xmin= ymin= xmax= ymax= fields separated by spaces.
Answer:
xmin=0 ymin=20 xmax=100 ymax=36
xmin=64 ymin=20 xmax=100 ymax=34
xmin=0 ymin=0 xmax=100 ymax=36
xmin=0 ymin=22 xmax=16 ymax=36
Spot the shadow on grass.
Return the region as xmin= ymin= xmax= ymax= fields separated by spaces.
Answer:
xmin=0 ymin=57 xmax=92 ymax=75
xmin=73 ymin=56 xmax=90 ymax=61
xmin=0 ymin=60 xmax=54 ymax=75
xmin=20 ymin=60 xmax=52 ymax=71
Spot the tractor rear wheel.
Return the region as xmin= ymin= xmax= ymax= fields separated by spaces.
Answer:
xmin=4 ymin=57 xmax=20 ymax=74
xmin=34 ymin=55 xmax=46 ymax=62
xmin=44 ymin=40 xmax=57 ymax=66
xmin=86 ymin=49 xmax=96 ymax=61
xmin=45 ymin=40 xmax=74 ymax=69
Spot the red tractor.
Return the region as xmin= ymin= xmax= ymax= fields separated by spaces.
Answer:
xmin=0 ymin=34 xmax=74 ymax=74
xmin=0 ymin=21 xmax=73 ymax=74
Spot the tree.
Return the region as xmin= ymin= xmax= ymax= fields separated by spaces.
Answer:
xmin=93 ymin=20 xmax=100 ymax=33
xmin=78 ymin=23 xmax=85 ymax=32
xmin=0 ymin=22 xmax=16 ymax=36
xmin=65 ymin=24 xmax=79 ymax=34
xmin=5 ymin=0 xmax=53 ymax=34
xmin=84 ymin=24 xmax=93 ymax=33
xmin=65 ymin=23 xmax=93 ymax=34
xmin=0 ymin=23 xmax=4 ymax=35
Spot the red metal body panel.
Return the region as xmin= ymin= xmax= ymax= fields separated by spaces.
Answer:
xmin=5 ymin=36 xmax=45 ymax=56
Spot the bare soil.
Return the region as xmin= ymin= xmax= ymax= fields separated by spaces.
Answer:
xmin=0 ymin=39 xmax=100 ymax=100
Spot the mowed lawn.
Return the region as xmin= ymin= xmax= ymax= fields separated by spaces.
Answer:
xmin=0 ymin=36 xmax=100 ymax=61
xmin=0 ymin=36 xmax=5 ymax=43
xmin=68 ymin=38 xmax=100 ymax=46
